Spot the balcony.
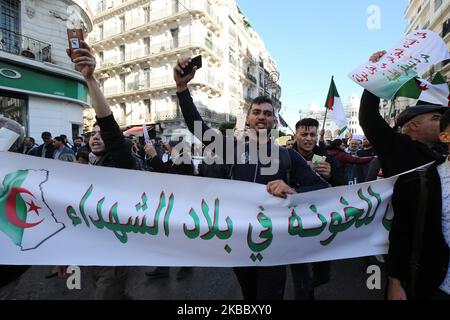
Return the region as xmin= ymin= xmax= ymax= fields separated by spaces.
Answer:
xmin=0 ymin=28 xmax=51 ymax=63
xmin=92 ymin=2 xmax=222 ymax=45
xmin=246 ymin=73 xmax=257 ymax=85
xmin=102 ymin=71 xmax=224 ymax=99
xmin=95 ymin=36 xmax=223 ymax=73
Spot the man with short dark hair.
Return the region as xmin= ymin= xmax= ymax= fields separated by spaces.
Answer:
xmin=18 ymin=137 xmax=38 ymax=155
xmin=32 ymin=132 xmax=55 ymax=159
xmin=291 ymin=118 xmax=344 ymax=299
xmin=53 ymin=136 xmax=75 ymax=161
xmin=72 ymin=136 xmax=86 ymax=155
xmin=294 ymin=118 xmax=343 ymax=186
xmin=173 ymin=58 xmax=329 ymax=300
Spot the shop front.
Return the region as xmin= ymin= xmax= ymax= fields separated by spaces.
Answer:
xmin=0 ymin=59 xmax=90 ymax=143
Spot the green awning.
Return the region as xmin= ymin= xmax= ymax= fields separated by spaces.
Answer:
xmin=0 ymin=60 xmax=90 ymax=106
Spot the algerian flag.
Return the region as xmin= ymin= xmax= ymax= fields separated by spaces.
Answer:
xmin=325 ymin=77 xmax=348 ymax=137
xmin=395 ymin=72 xmax=450 ymax=106
xmin=0 ymin=169 xmax=64 ymax=251
xmin=278 ymin=114 xmax=289 ymax=128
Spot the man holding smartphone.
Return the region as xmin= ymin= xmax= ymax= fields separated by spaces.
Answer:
xmin=173 ymin=58 xmax=329 ymax=300
xmin=67 ymin=40 xmax=136 ymax=299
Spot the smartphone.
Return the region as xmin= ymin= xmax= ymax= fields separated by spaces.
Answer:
xmin=67 ymin=29 xmax=85 ymax=60
xmin=180 ymin=55 xmax=202 ymax=75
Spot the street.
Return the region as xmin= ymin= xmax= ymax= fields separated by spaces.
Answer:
xmin=10 ymin=257 xmax=385 ymax=300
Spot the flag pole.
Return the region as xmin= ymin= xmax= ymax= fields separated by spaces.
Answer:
xmin=322 ymin=106 xmax=329 ymax=133
xmin=322 ymin=76 xmax=333 ymax=133
xmin=287 ymin=123 xmax=295 ymax=135
xmin=279 ymin=114 xmax=295 ymax=135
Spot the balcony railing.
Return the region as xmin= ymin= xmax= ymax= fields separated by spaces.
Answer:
xmin=92 ymin=2 xmax=222 ymax=42
xmin=246 ymin=73 xmax=257 ymax=85
xmin=102 ymin=71 xmax=224 ymax=97
xmin=0 ymin=28 xmax=51 ymax=63
xmin=96 ymin=36 xmax=223 ymax=70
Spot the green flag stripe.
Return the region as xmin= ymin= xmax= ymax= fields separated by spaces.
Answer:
xmin=0 ymin=170 xmax=29 ymax=245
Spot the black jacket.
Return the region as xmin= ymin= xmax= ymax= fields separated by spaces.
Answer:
xmin=94 ymin=115 xmax=136 ymax=170
xmin=359 ymin=90 xmax=446 ymax=177
xmin=388 ymin=158 xmax=449 ymax=299
xmin=177 ymin=89 xmax=329 ymax=193
xmin=31 ymin=143 xmax=55 ymax=159
xmin=147 ymin=154 xmax=195 ymax=176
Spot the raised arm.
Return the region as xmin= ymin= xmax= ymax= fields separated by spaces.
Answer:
xmin=71 ymin=41 xmax=134 ymax=169
xmin=359 ymin=90 xmax=398 ymax=157
xmin=70 ymin=41 xmax=111 ymax=118
xmin=174 ymin=58 xmax=213 ymax=143
xmin=359 ymin=50 xmax=399 ymax=157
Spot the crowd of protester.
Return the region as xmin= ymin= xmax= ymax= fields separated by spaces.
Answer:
xmin=1 ymin=43 xmax=449 ymax=301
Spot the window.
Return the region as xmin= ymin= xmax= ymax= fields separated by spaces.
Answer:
xmin=205 ymin=31 xmax=213 ymax=49
xmin=0 ymin=0 xmax=20 ymax=53
xmin=143 ymin=68 xmax=150 ymax=87
xmin=120 ymin=45 xmax=125 ymax=62
xmin=120 ymin=103 xmax=126 ymax=116
xmin=72 ymin=124 xmax=80 ymax=141
xmin=98 ymin=24 xmax=104 ymax=40
xmin=170 ymin=28 xmax=179 ymax=48
xmin=144 ymin=99 xmax=151 ymax=116
xmin=144 ymin=37 xmax=150 ymax=55
xmin=98 ymin=51 xmax=104 ymax=65
xmin=119 ymin=16 xmax=125 ymax=32
xmin=143 ymin=6 xmax=150 ymax=23
xmin=120 ymin=75 xmax=125 ymax=92
xmin=172 ymin=0 xmax=179 ymax=13
xmin=0 ymin=0 xmax=20 ymax=32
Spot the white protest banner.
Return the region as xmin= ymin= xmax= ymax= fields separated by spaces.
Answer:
xmin=0 ymin=152 xmax=395 ymax=267
xmin=142 ymin=123 xmax=152 ymax=146
xmin=349 ymin=29 xmax=450 ymax=100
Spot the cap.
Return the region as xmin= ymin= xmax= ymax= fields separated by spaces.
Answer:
xmin=395 ymin=105 xmax=448 ymax=128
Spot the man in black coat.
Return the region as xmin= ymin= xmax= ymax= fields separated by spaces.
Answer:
xmin=31 ymin=132 xmax=55 ymax=159
xmin=387 ymin=110 xmax=450 ymax=300
xmin=70 ymin=41 xmax=137 ymax=300
xmin=174 ymin=57 xmax=329 ymax=301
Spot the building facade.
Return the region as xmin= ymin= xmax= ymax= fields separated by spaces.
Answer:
xmin=88 ymin=0 xmax=282 ymax=141
xmin=0 ymin=0 xmax=93 ymax=144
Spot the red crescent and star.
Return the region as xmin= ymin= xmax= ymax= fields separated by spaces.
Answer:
xmin=6 ymin=187 xmax=44 ymax=229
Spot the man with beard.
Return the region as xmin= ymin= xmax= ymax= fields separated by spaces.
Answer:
xmin=173 ymin=58 xmax=329 ymax=300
